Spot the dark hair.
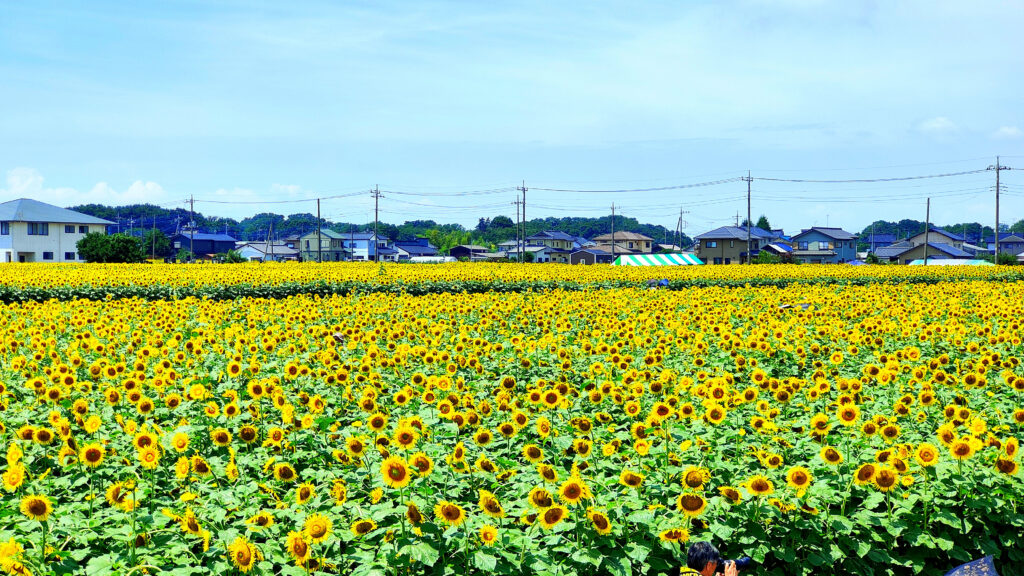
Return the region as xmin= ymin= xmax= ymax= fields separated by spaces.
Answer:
xmin=687 ymin=541 xmax=721 ymax=572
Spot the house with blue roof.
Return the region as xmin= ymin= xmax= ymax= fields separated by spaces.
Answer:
xmin=171 ymin=231 xmax=239 ymax=258
xmin=693 ymin=226 xmax=777 ymax=264
xmin=1 ymin=198 xmax=114 ymax=263
xmin=394 ymin=237 xmax=439 ymax=260
xmin=790 ymin=227 xmax=858 ymax=263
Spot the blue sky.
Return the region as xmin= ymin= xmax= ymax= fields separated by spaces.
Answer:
xmin=1 ymin=0 xmax=1022 ymax=234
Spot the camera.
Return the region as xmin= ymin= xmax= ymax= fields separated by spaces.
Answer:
xmin=716 ymin=557 xmax=754 ymax=572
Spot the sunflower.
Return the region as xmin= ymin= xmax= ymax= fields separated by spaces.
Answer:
xmin=2 ymin=464 xmax=26 ymax=492
xmin=406 ymin=502 xmax=424 ymax=525
xmin=394 ymin=425 xmax=419 ymax=449
xmin=180 ymin=507 xmax=202 ymax=535
xmin=434 ymin=500 xmax=466 ymax=527
xmin=718 ymin=486 xmax=742 ymax=504
xmin=295 ymin=483 xmax=315 ymax=505
xmin=478 ymin=490 xmax=505 ymax=518
xmin=304 ymin=513 xmax=332 ymax=543
xmin=247 ymin=511 xmax=275 ymax=530
xmin=350 ymin=519 xmax=377 ymax=537
xmin=409 ymin=452 xmax=434 ymax=476
xmin=380 ymin=456 xmax=411 ymax=489
xmin=538 ymin=504 xmax=568 ymax=529
xmin=949 ymin=439 xmax=976 ymax=461
xmin=853 ymin=463 xmax=877 ymax=486
xmin=274 ymin=463 xmax=298 ymax=482
xmin=1006 ymin=438 xmax=1019 ymax=459
xmin=746 ymin=475 xmax=774 ymax=497
xmin=171 ymin=432 xmax=190 ymax=452
xmin=820 ymin=446 xmax=843 ymax=465
xmin=677 ymin=493 xmax=707 ymax=517
xmin=619 ymin=469 xmax=644 ymax=489
xmin=873 ymin=466 xmax=899 ymax=492
xmin=837 ymin=404 xmax=860 ymax=426
xmin=106 ymin=482 xmax=136 ymax=511
xmin=995 ymin=458 xmax=1019 ymax=476
xmin=210 ymin=428 xmax=232 ymax=447
xmin=138 ymin=446 xmax=161 ymax=470
xmin=586 ymin=508 xmax=612 ymax=535
xmin=79 ymin=443 xmax=104 ymax=468
xmin=285 ymin=531 xmax=311 ymax=563
xmin=479 ymin=525 xmax=499 ymax=546
xmin=785 ymin=466 xmax=813 ymax=494
xmin=20 ymin=494 xmax=52 ymax=522
xmin=682 ymin=466 xmax=710 ymax=490
xmin=522 ymin=444 xmax=544 ymax=463
xmin=658 ymin=528 xmax=690 ymax=543
xmin=914 ymin=443 xmax=939 ymax=467
xmin=558 ymin=478 xmax=590 ymax=505
xmin=228 ymin=536 xmax=260 ymax=573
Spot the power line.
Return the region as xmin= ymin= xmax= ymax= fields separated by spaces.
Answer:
xmin=753 ymin=169 xmax=987 ymax=183
xmin=532 ymin=177 xmax=744 ymax=193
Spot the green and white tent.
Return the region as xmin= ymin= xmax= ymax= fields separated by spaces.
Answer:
xmin=611 ymin=253 xmax=703 ymax=266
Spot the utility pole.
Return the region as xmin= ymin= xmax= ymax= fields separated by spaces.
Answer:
xmin=611 ymin=203 xmax=616 ymax=260
xmin=988 ymin=156 xmax=1014 ymax=264
xmin=734 ymin=212 xmax=740 ymax=227
xmin=189 ymin=196 xmax=195 ymax=262
xmin=746 ymin=171 xmax=752 ymax=264
xmin=372 ymin=186 xmax=382 ymax=262
xmin=267 ymin=220 xmax=275 ymax=262
xmin=513 ymin=197 xmax=523 ymax=261
xmin=870 ymin=222 xmax=875 ymax=253
xmin=151 ymin=215 xmax=156 ymax=260
xmin=518 ymin=181 xmax=527 ymax=264
xmin=676 ymin=208 xmax=689 ymax=252
xmin=316 ymin=198 xmax=323 ymax=263
xmin=924 ymin=198 xmax=930 ymax=265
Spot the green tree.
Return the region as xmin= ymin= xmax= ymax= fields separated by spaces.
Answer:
xmin=76 ymin=233 xmax=146 ymax=263
xmin=1010 ymin=219 xmax=1024 ymax=235
xmin=755 ymin=215 xmax=771 ymax=231
xmin=141 ymin=228 xmax=173 ymax=258
xmin=222 ymin=250 xmax=247 ymax=263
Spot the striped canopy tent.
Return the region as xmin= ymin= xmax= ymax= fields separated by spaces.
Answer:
xmin=612 ymin=253 xmax=703 ymax=266
xmin=907 ymin=259 xmax=994 ymax=266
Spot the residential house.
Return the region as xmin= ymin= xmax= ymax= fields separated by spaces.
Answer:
xmin=569 ymin=248 xmax=615 ymax=265
xmin=336 ymin=231 xmax=395 ymax=261
xmin=875 ymin=242 xmax=972 ymax=264
xmin=0 ymin=198 xmax=114 ymax=263
xmin=591 ymin=232 xmax=655 ymax=254
xmin=449 ymin=245 xmax=488 ymax=260
xmin=508 ymin=245 xmax=560 ymax=263
xmin=394 ymin=237 xmax=439 ymax=260
xmin=905 ymin=227 xmax=965 ymax=249
xmin=171 ymin=232 xmax=239 ymax=258
xmin=863 ymin=233 xmax=897 ymax=251
xmin=298 ymin=229 xmax=349 ymax=262
xmin=790 ymin=227 xmax=858 ymax=264
xmin=993 ymin=234 xmax=1024 ymax=256
xmin=692 ymin=226 xmax=777 ymax=264
xmin=525 ymin=231 xmax=579 ymax=263
xmin=234 ymin=241 xmax=299 ymax=262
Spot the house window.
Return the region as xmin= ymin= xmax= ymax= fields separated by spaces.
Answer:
xmin=79 ymin=225 xmax=89 ymax=233
xmin=730 ymin=240 xmax=734 ymax=248
xmin=706 ymin=241 xmax=717 ymax=248
xmin=43 ymin=252 xmax=54 ymax=260
xmin=713 ymin=257 xmax=723 ymax=265
xmin=819 ymin=241 xmax=830 ymax=250
xmin=64 ymin=252 xmax=75 ymax=260
xmin=78 ymin=253 xmax=86 ymax=261
xmin=725 ymin=258 xmax=731 ymax=264
xmin=65 ymin=225 xmax=75 ymax=233
xmin=305 ymin=240 xmax=310 ymax=249
xmin=0 ymin=222 xmax=8 ymax=235
xmin=628 ymin=242 xmax=634 ymax=248
xmin=798 ymin=242 xmax=808 ymax=250
xmin=28 ymin=222 xmax=49 ymax=235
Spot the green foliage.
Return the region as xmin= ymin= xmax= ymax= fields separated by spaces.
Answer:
xmin=222 ymin=250 xmax=248 ymax=263
xmin=756 ymin=215 xmax=771 ymax=231
xmin=865 ymin=252 xmax=881 ymax=264
xmin=977 ymin=252 xmax=1019 ymax=265
xmin=75 ymin=233 xmax=147 ymax=263
xmin=141 ymin=228 xmax=173 ymax=258
xmin=752 ymin=251 xmax=781 ymax=264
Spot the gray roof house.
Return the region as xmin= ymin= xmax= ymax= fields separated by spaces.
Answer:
xmin=1 ymin=198 xmax=114 ymax=263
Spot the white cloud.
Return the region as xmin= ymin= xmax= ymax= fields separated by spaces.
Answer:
xmin=992 ymin=126 xmax=1021 ymax=139
xmin=2 ymin=167 xmax=169 ymax=207
xmin=917 ymin=116 xmax=957 ymax=135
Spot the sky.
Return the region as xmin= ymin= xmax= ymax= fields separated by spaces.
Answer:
xmin=1 ymin=0 xmax=1023 ymax=235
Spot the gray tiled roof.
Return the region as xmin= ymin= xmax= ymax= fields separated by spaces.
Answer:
xmin=0 ymin=198 xmax=115 ymax=225
xmin=695 ymin=226 xmax=774 ymax=240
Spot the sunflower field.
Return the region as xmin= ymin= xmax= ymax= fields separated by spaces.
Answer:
xmin=1 ymin=266 xmax=1023 ymax=576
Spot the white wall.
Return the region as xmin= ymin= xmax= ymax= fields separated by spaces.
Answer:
xmin=0 ymin=222 xmax=105 ymax=263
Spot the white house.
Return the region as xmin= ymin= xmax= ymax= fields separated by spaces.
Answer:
xmin=339 ymin=232 xmax=398 ymax=261
xmin=0 ymin=198 xmax=113 ymax=263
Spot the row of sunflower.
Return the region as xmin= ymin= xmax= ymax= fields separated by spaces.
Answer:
xmin=1 ymin=261 xmax=1023 ymax=302
xmin=0 ymin=281 xmax=1023 ymax=575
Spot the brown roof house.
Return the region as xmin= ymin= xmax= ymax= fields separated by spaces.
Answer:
xmin=591 ymin=232 xmax=654 ymax=254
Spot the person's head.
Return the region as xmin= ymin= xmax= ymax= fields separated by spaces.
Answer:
xmin=686 ymin=541 xmax=721 ymax=576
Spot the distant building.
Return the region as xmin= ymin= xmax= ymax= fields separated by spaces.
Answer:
xmin=171 ymin=232 xmax=238 ymax=258
xmin=790 ymin=227 xmax=858 ymax=264
xmin=863 ymin=233 xmax=897 ymax=251
xmin=693 ymin=226 xmax=777 ymax=264
xmin=875 ymin=241 xmax=972 ymax=264
xmin=449 ymin=245 xmax=488 ymax=260
xmin=993 ymin=234 xmax=1024 ymax=256
xmin=234 ymin=241 xmax=299 ymax=262
xmin=569 ymin=248 xmax=615 ymax=265
xmin=591 ymin=232 xmax=655 ymax=254
xmin=905 ymin=227 xmax=964 ymax=249
xmin=394 ymin=237 xmax=439 ymax=260
xmin=0 ymin=198 xmax=114 ymax=263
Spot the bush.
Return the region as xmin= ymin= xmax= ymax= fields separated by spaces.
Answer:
xmin=76 ymin=233 xmax=146 ymax=263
